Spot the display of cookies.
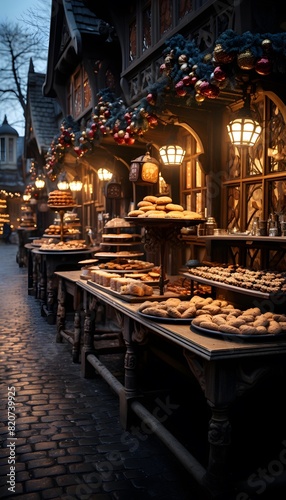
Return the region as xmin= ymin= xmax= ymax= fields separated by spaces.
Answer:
xmin=127 ymin=195 xmax=202 ymax=219
xmin=187 ymin=265 xmax=286 ymax=294
xmin=39 ymin=240 xmax=86 ymax=251
xmin=48 ymin=189 xmax=75 ymax=207
xmin=192 ymin=306 xmax=286 ymax=336
xmin=98 ymin=259 xmax=155 ymax=271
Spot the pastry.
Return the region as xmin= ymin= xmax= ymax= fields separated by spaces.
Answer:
xmin=141 ymin=307 xmax=169 ymax=318
xmin=200 ymin=321 xmax=219 ymax=331
xmin=166 ymin=306 xmax=182 ymax=318
xmin=128 ymin=209 xmax=145 ymax=216
xmin=156 ymin=196 xmax=172 ymax=204
xmin=137 ymin=200 xmax=153 ymax=207
xmin=181 ymin=306 xmax=197 ymax=318
xmin=143 ymin=195 xmax=158 ymax=203
xmin=165 ymin=203 xmax=184 ymax=212
xmin=219 ymin=324 xmax=241 ymax=335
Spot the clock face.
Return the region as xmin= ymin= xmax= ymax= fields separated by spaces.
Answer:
xmin=106 ymin=183 xmax=121 ymax=198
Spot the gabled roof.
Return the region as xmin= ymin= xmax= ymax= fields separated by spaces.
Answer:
xmin=65 ymin=0 xmax=111 ymax=37
xmin=27 ymin=69 xmax=59 ymax=155
xmin=43 ymin=0 xmax=115 ymax=98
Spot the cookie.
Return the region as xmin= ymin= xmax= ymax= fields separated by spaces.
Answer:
xmin=166 ymin=203 xmax=184 ymax=212
xmin=181 ymin=306 xmax=196 ymax=318
xmin=167 ymin=307 xmax=182 ymax=318
xmin=219 ymin=324 xmax=241 ymax=335
xmin=239 ymin=325 xmax=259 ymax=335
xmin=165 ymin=211 xmax=184 ymax=218
xmin=128 ymin=209 xmax=144 ymax=216
xmin=156 ymin=196 xmax=172 ymax=204
xmin=143 ymin=195 xmax=158 ymax=203
xmin=137 ymin=200 xmax=153 ymax=207
xmin=200 ymin=321 xmax=219 ymax=331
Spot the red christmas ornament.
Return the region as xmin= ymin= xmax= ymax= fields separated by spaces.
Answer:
xmin=146 ymin=93 xmax=156 ymax=105
xmin=175 ymin=80 xmax=187 ymax=96
xmin=74 ymin=146 xmax=82 ymax=157
xmin=124 ymin=133 xmax=135 ymax=145
xmin=255 ymin=57 xmax=271 ymax=75
xmin=199 ymin=81 xmax=220 ymax=99
xmin=113 ymin=132 xmax=125 ymax=144
xmin=182 ymin=75 xmax=192 ymax=86
xmin=213 ymin=66 xmax=227 ymax=82
xmin=147 ymin=114 xmax=158 ymax=128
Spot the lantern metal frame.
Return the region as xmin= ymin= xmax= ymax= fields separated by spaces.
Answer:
xmin=159 ymin=143 xmax=186 ymax=166
xmin=129 ymin=143 xmax=160 ymax=185
xmin=227 ymin=91 xmax=262 ymax=147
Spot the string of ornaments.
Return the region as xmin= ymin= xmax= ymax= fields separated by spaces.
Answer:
xmin=45 ymin=29 xmax=286 ymax=181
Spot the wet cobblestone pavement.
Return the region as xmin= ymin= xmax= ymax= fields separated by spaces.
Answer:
xmin=0 ymin=242 xmax=205 ymax=500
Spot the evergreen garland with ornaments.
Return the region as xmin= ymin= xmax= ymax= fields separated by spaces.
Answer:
xmin=45 ymin=29 xmax=286 ymax=180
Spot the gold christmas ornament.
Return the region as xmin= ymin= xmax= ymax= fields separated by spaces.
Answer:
xmin=213 ymin=44 xmax=235 ymax=64
xmin=237 ymin=50 xmax=256 ymax=70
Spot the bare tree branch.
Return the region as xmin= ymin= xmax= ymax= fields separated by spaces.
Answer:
xmin=0 ymin=1 xmax=51 ymax=132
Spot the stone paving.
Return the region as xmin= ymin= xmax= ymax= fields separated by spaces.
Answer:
xmin=0 ymin=242 xmax=205 ymax=500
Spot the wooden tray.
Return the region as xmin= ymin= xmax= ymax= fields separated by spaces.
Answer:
xmin=86 ymin=280 xmax=181 ymax=303
xmin=190 ymin=322 xmax=286 ymax=341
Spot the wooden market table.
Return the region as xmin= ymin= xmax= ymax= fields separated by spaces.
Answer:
xmin=67 ymin=276 xmax=286 ymax=499
xmin=31 ymin=247 xmax=95 ymax=324
xmin=16 ymin=227 xmax=38 ymax=267
xmin=54 ymin=270 xmax=83 ymax=362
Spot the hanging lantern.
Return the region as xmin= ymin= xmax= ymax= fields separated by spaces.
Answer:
xmin=69 ymin=175 xmax=83 ymax=192
xmin=57 ymin=172 xmax=70 ymax=190
xmin=129 ymin=144 xmax=160 ymax=185
xmin=227 ymin=92 xmax=261 ymax=147
xmin=159 ymin=144 xmax=186 ymax=166
xmin=35 ymin=174 xmax=45 ymax=189
xmin=97 ymin=168 xmax=113 ymax=182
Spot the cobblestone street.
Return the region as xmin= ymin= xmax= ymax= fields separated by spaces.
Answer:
xmin=0 ymin=242 xmax=204 ymax=500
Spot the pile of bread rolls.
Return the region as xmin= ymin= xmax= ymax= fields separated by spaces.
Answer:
xmin=128 ymin=195 xmax=202 ymax=219
xmin=138 ymin=295 xmax=286 ymax=335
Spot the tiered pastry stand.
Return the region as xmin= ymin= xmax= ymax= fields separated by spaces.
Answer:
xmin=48 ymin=205 xmax=77 ymax=242
xmin=125 ymin=217 xmax=204 ymax=295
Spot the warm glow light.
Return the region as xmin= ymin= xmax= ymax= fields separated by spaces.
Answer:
xmin=69 ymin=176 xmax=83 ymax=192
xmin=57 ymin=172 xmax=69 ymax=190
xmin=35 ymin=175 xmax=45 ymax=189
xmin=159 ymin=144 xmax=186 ymax=166
xmin=57 ymin=179 xmax=69 ymax=190
xmin=23 ymin=193 xmax=31 ymax=202
xmin=98 ymin=168 xmax=113 ymax=181
xmin=227 ymin=117 xmax=262 ymax=147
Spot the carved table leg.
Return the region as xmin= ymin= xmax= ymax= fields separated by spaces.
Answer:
xmin=56 ymin=277 xmax=65 ymax=342
xmin=81 ymin=291 xmax=96 ymax=377
xmin=46 ymin=274 xmax=57 ymax=324
xmin=120 ymin=318 xmax=148 ymax=430
xmin=72 ymin=311 xmax=81 ymax=363
xmin=184 ymin=352 xmax=271 ymax=495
